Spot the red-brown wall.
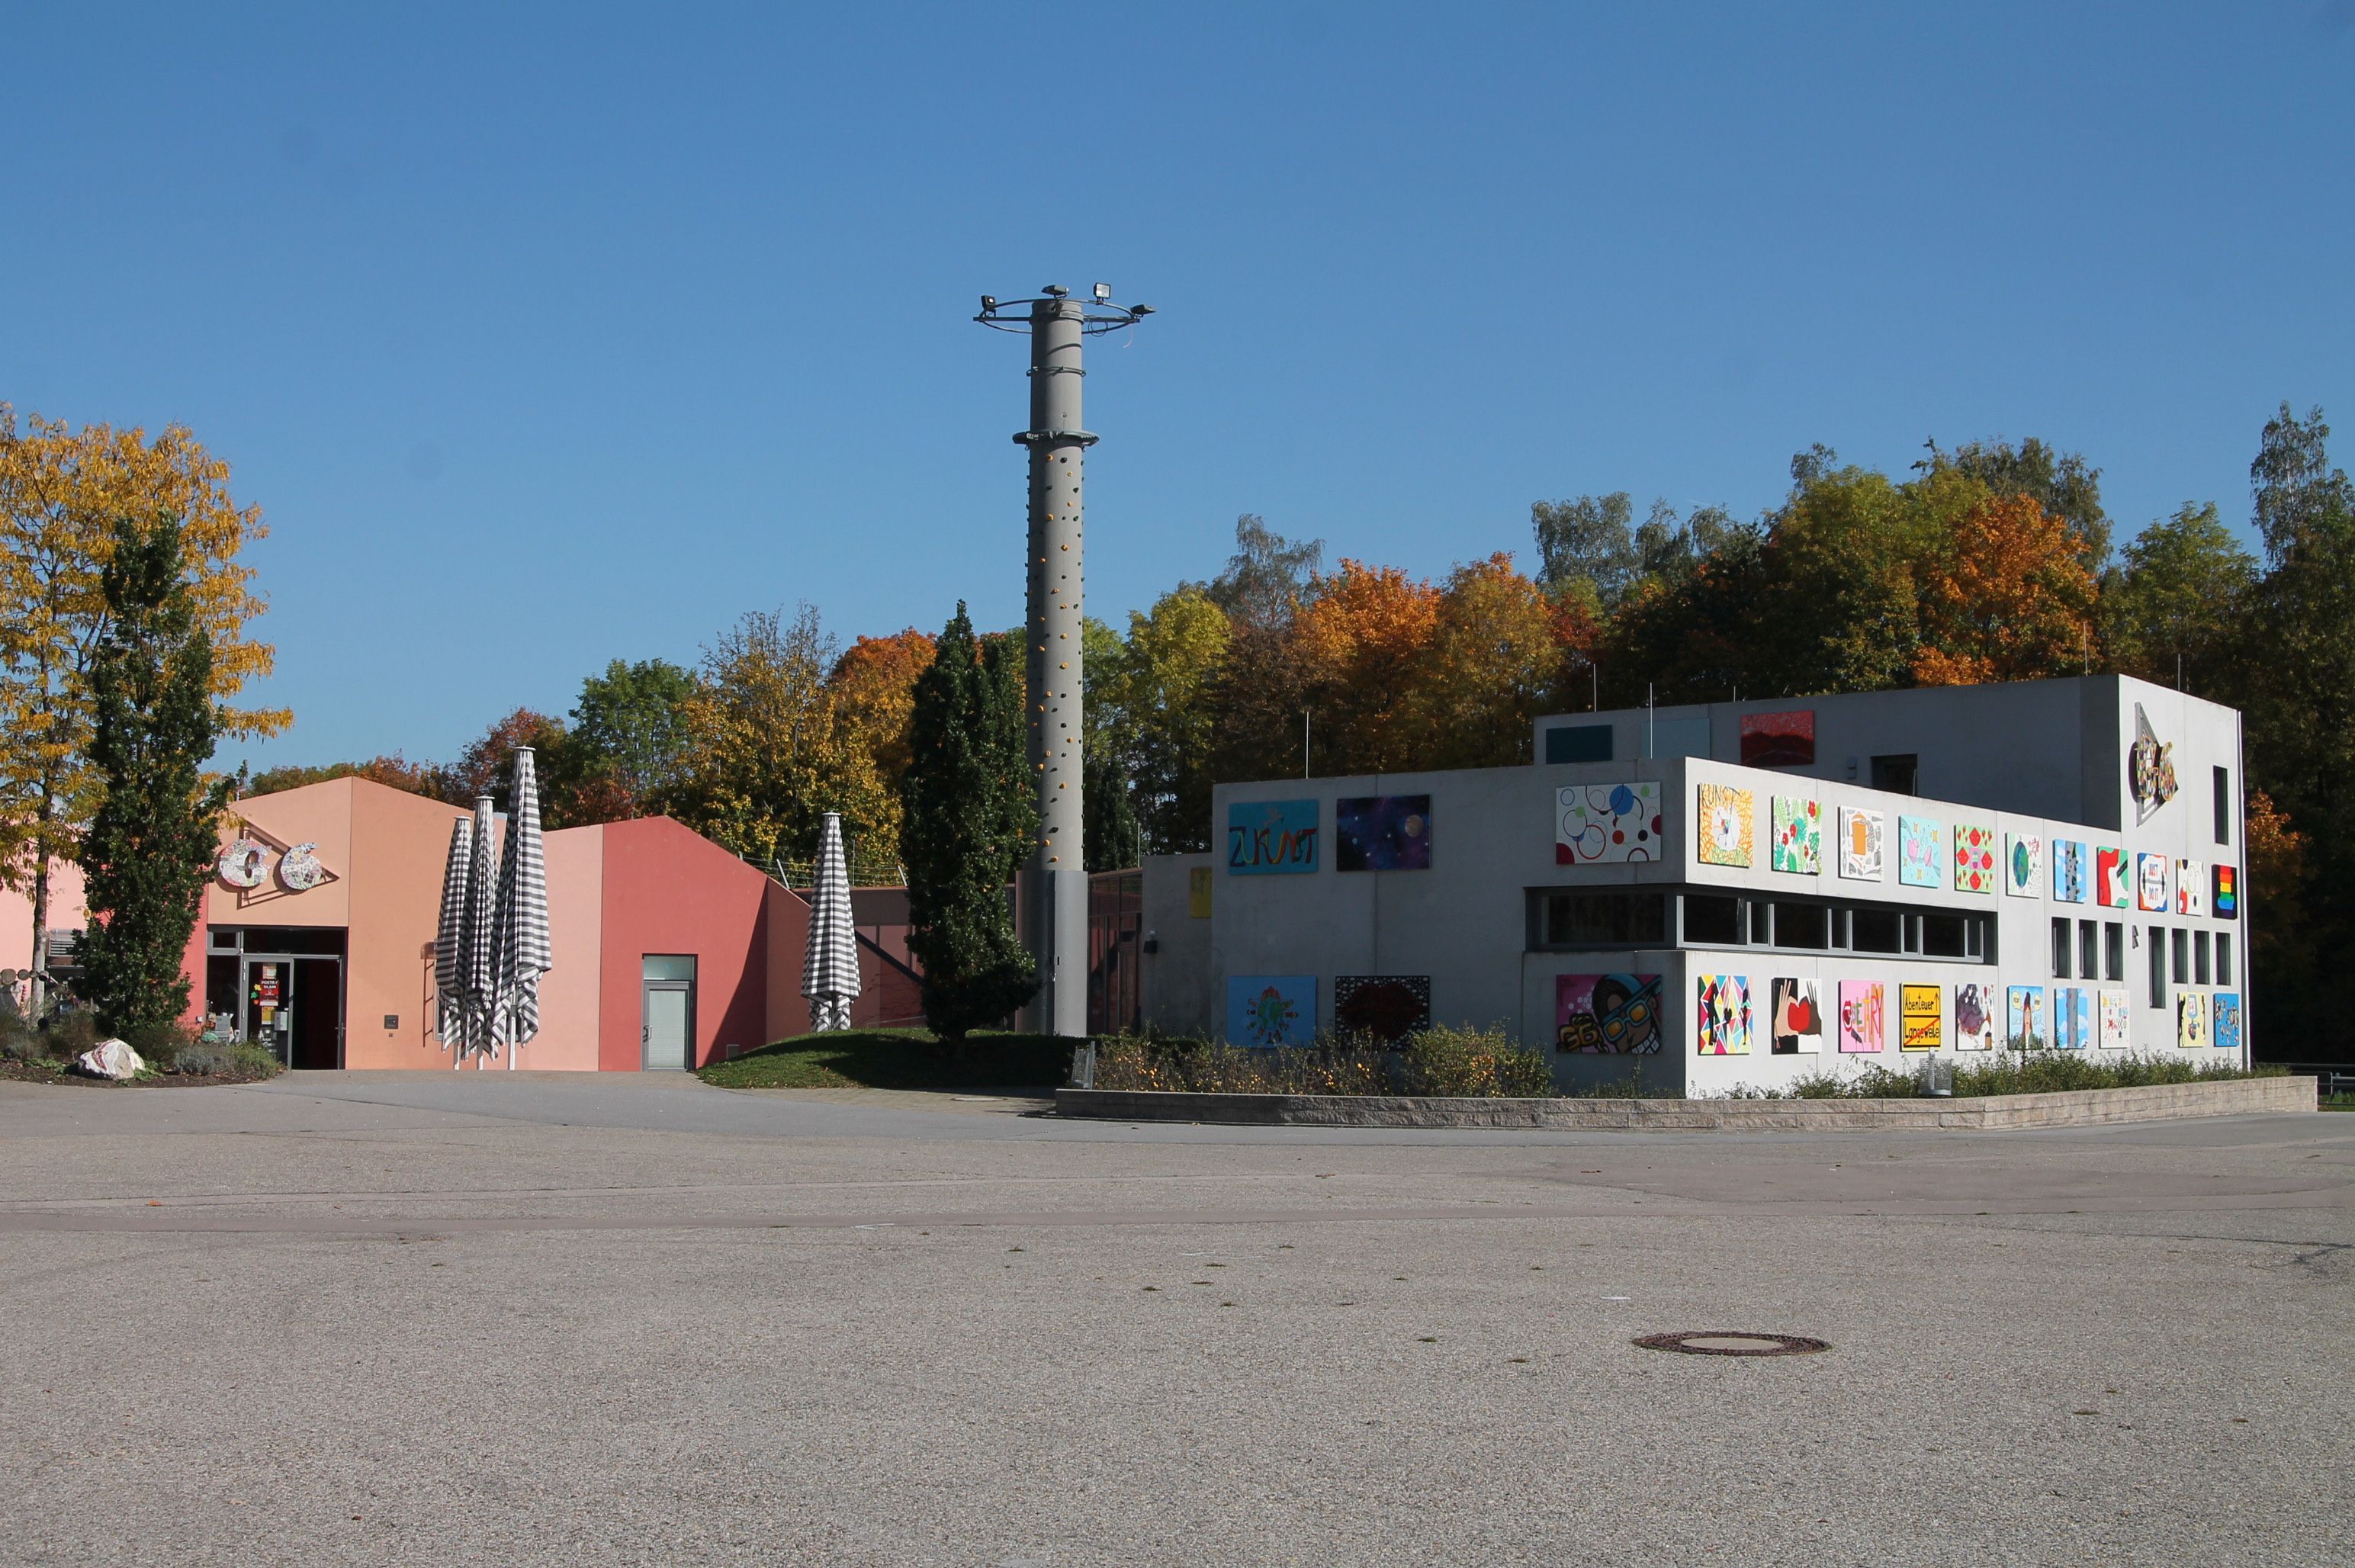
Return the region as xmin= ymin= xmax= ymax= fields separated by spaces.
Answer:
xmin=596 ymin=817 xmax=773 ymax=1070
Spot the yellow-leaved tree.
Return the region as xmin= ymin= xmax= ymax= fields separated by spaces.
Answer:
xmin=663 ymin=606 xmax=895 ymax=874
xmin=0 ymin=407 xmax=288 ymax=1005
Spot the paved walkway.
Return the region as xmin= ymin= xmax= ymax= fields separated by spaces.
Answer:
xmin=2 ymin=1072 xmax=2348 ymax=1565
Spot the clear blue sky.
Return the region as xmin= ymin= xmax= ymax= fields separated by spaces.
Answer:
xmin=6 ymin=3 xmax=2350 ymax=770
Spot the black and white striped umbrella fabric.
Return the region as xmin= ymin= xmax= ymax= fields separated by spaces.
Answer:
xmin=800 ymin=811 xmax=861 ymax=1032
xmin=491 ymin=747 xmax=553 ymax=1059
xmin=433 ymin=816 xmax=473 ymax=1050
xmin=461 ymin=794 xmax=499 ymax=1062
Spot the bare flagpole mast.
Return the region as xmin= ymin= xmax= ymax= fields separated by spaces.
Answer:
xmin=976 ymin=284 xmax=1154 ymax=1038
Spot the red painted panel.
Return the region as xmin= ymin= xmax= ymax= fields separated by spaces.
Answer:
xmin=596 ymin=818 xmax=772 ymax=1071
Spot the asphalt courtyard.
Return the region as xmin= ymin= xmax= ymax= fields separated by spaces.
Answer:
xmin=1 ymin=1072 xmax=2347 ymax=1567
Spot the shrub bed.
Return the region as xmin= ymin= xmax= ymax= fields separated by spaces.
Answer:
xmin=0 ymin=1007 xmax=284 ymax=1085
xmin=1091 ymin=1026 xmax=1553 ymax=1098
xmin=1737 ymin=1053 xmax=2286 ymax=1100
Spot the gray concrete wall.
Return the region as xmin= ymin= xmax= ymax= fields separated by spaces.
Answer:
xmin=1139 ymin=853 xmax=1214 ymax=1037
xmin=1204 ymin=678 xmax=2251 ymax=1094
xmin=1056 ymin=1074 xmax=2313 ymax=1129
xmin=1533 ymin=675 xmax=2241 ymax=837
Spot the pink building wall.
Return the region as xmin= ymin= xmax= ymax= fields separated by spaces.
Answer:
xmin=526 ymin=825 xmax=605 ymax=1071
xmin=765 ymin=882 xmax=811 ymax=1045
xmin=223 ymin=780 xmax=468 ymax=1068
xmin=16 ymin=779 xmax=843 ymax=1069
xmin=595 ymin=817 xmax=774 ymax=1071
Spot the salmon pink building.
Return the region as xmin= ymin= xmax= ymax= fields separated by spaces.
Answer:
xmin=12 ymin=776 xmax=923 ymax=1068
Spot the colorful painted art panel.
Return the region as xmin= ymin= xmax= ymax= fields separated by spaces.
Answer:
xmin=2136 ymin=852 xmax=2171 ymax=912
xmin=2174 ymin=860 xmax=2205 ymax=917
xmin=2052 ymin=986 xmax=2093 ymax=1050
xmin=1556 ymin=782 xmax=1663 ymax=865
xmin=1770 ymin=978 xmax=1824 ymax=1055
xmin=2004 ymin=834 xmax=2043 ymax=898
xmin=2098 ymin=988 xmax=2132 ymax=1050
xmin=1332 ymin=975 xmax=1431 ymax=1045
xmin=1695 ymin=974 xmax=1750 ymax=1056
xmin=1838 ymin=807 xmax=1884 ymax=881
xmin=1226 ymin=975 xmax=1316 ymax=1047
xmin=2212 ymin=992 xmax=2243 ymax=1054
xmin=1335 ymin=795 xmax=1431 ymax=871
xmin=2006 ymin=985 xmax=2046 ymax=1051
xmin=1556 ymin=973 xmax=1664 ymax=1056
xmin=2212 ymin=864 xmax=2238 ymax=920
xmin=1227 ymin=799 xmax=1319 ymax=875
xmin=2052 ymin=840 xmax=2088 ymax=904
xmin=1738 ymin=709 xmax=1815 ymax=767
xmin=1898 ymin=815 xmax=1943 ymax=888
xmin=2130 ymin=703 xmax=2178 ymax=822
xmin=1771 ymin=798 xmax=1821 ymax=875
xmin=1953 ymin=982 xmax=1997 ymax=1052
xmin=1696 ymin=785 xmax=1754 ymax=868
xmin=1837 ymin=980 xmax=1884 ymax=1054
xmin=2176 ymin=991 xmax=2208 ymax=1050
xmin=1953 ymin=824 xmax=1997 ymax=893
xmin=1900 ymin=985 xmax=1942 ymax=1052
xmin=2095 ymin=847 xmax=2130 ymax=908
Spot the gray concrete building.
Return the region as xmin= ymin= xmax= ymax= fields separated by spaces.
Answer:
xmin=1139 ymin=676 xmax=2250 ymax=1093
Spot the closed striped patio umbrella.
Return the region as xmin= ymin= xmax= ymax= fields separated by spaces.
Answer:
xmin=433 ymin=816 xmax=474 ymax=1053
xmin=800 ymin=811 xmax=861 ymax=1033
xmin=461 ymin=794 xmax=499 ymax=1065
xmin=490 ymin=747 xmax=553 ymax=1066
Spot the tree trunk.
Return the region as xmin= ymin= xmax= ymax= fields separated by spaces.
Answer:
xmin=25 ymin=789 xmax=52 ymax=1016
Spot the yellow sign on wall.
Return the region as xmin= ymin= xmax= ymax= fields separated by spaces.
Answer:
xmin=1187 ymin=866 xmax=1213 ymax=919
xmin=1900 ymin=984 xmax=1942 ymax=1052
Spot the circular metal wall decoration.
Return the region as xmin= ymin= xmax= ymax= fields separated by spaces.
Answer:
xmin=217 ymin=838 xmax=271 ymax=889
xmin=277 ymin=842 xmax=328 ymax=892
xmin=1633 ymin=1332 xmax=1830 ymax=1358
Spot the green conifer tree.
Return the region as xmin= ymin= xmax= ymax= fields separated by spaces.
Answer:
xmin=899 ymin=604 xmax=1036 ymax=1042
xmin=76 ymin=513 xmax=229 ymax=1042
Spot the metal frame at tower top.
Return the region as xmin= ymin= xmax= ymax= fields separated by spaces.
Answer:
xmin=973 ymin=284 xmax=1154 ymax=1039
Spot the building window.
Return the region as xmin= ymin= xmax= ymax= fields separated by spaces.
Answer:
xmin=2171 ymin=927 xmax=2189 ymax=985
xmin=2051 ymin=917 xmax=2071 ymax=978
xmin=2214 ymin=766 xmax=2231 ymax=847
xmin=2194 ymin=931 xmax=2210 ymax=985
xmin=1539 ymin=891 xmax=1668 ymax=948
xmin=1748 ymin=901 xmax=1773 ymax=945
xmin=1851 ymin=907 xmax=1902 ymax=953
xmin=1773 ymin=902 xmax=1829 ymax=949
xmin=2148 ymin=926 xmax=2167 ymax=1009
xmin=2218 ymin=933 xmax=2234 ymax=986
xmin=1682 ymin=895 xmax=1743 ymax=946
xmin=1545 ymin=724 xmax=1614 ymax=765
xmin=1871 ymin=754 xmax=1919 ymax=795
xmin=2104 ymin=922 xmax=2124 ymax=982
xmin=2078 ymin=920 xmax=2098 ymax=980
xmin=1923 ymin=912 xmax=1968 ymax=959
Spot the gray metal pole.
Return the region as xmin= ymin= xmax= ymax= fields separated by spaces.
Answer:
xmin=1018 ymin=293 xmax=1093 ymax=1039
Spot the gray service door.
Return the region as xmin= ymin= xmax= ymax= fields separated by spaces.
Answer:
xmin=643 ymin=985 xmax=692 ymax=1070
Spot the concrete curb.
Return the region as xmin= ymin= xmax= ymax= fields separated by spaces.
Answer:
xmin=1054 ymin=1075 xmax=2317 ymax=1131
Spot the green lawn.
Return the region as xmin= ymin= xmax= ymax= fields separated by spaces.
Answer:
xmin=697 ymin=1028 xmax=1072 ymax=1091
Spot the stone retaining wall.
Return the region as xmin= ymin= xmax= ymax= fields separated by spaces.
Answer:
xmin=1054 ymin=1075 xmax=2317 ymax=1131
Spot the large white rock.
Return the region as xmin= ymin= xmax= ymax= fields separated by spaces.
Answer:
xmin=72 ymin=1039 xmax=144 ymax=1080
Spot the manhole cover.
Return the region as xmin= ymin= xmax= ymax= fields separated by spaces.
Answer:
xmin=1633 ymin=1331 xmax=1830 ymax=1358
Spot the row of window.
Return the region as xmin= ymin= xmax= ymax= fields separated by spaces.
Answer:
xmin=1534 ymin=890 xmax=1990 ymax=962
xmin=1535 ymin=892 xmax=2238 ymax=1006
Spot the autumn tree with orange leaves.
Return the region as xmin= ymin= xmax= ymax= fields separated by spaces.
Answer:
xmin=1910 ymin=492 xmax=2098 ymax=686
